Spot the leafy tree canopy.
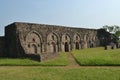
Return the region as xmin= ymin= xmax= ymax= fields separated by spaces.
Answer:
xmin=103 ymin=25 xmax=120 ymax=34
xmin=103 ymin=25 xmax=120 ymax=41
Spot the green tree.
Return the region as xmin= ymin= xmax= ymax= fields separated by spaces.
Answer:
xmin=103 ymin=25 xmax=120 ymax=34
xmin=115 ymin=31 xmax=120 ymax=38
xmin=103 ymin=25 xmax=120 ymax=41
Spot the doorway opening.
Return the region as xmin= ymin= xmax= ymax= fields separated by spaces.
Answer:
xmin=75 ymin=42 xmax=79 ymax=49
xmin=52 ymin=43 xmax=56 ymax=52
xmin=65 ymin=42 xmax=69 ymax=52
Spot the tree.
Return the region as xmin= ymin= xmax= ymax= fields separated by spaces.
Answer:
xmin=115 ymin=31 xmax=120 ymax=38
xmin=103 ymin=25 xmax=120 ymax=41
xmin=103 ymin=25 xmax=120 ymax=34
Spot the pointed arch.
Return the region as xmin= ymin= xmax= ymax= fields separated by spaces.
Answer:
xmin=61 ymin=33 xmax=71 ymax=52
xmin=25 ymin=31 xmax=42 ymax=54
xmin=73 ymin=33 xmax=81 ymax=49
xmin=25 ymin=30 xmax=42 ymax=42
xmin=62 ymin=33 xmax=71 ymax=42
xmin=47 ymin=32 xmax=59 ymax=42
xmin=74 ymin=33 xmax=81 ymax=41
xmin=47 ymin=32 xmax=59 ymax=53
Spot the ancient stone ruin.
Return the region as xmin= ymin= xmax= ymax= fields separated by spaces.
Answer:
xmin=0 ymin=22 xmax=115 ymax=61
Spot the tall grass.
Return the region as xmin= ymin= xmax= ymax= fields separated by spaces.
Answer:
xmin=72 ymin=47 xmax=120 ymax=66
xmin=0 ymin=52 xmax=68 ymax=66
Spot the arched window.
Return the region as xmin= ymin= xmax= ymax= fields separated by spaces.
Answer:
xmin=32 ymin=38 xmax=35 ymax=42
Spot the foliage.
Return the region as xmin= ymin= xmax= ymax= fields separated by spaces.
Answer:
xmin=103 ymin=25 xmax=120 ymax=41
xmin=115 ymin=31 xmax=120 ymax=38
xmin=103 ymin=25 xmax=120 ymax=33
xmin=0 ymin=52 xmax=68 ymax=66
xmin=72 ymin=47 xmax=120 ymax=66
xmin=0 ymin=67 xmax=120 ymax=80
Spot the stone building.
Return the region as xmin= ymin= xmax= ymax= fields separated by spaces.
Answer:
xmin=0 ymin=22 xmax=113 ymax=61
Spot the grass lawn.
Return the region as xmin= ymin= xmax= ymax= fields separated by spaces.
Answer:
xmin=0 ymin=47 xmax=120 ymax=80
xmin=0 ymin=52 xmax=68 ymax=66
xmin=0 ymin=67 xmax=120 ymax=80
xmin=72 ymin=47 xmax=120 ymax=66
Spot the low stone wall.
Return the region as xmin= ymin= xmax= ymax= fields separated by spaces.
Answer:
xmin=105 ymin=45 xmax=116 ymax=50
xmin=24 ymin=52 xmax=58 ymax=62
xmin=41 ymin=52 xmax=59 ymax=61
xmin=20 ymin=53 xmax=59 ymax=62
xmin=24 ymin=54 xmax=41 ymax=61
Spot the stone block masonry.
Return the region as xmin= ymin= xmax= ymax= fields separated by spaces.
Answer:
xmin=0 ymin=22 xmax=114 ymax=61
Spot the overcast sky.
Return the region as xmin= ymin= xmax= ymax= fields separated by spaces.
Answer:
xmin=1 ymin=0 xmax=120 ymax=36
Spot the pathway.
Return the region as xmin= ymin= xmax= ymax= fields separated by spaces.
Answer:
xmin=66 ymin=52 xmax=80 ymax=67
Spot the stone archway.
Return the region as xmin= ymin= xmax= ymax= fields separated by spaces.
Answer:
xmin=47 ymin=33 xmax=58 ymax=53
xmin=74 ymin=33 xmax=81 ymax=50
xmin=65 ymin=42 xmax=69 ymax=52
xmin=61 ymin=33 xmax=71 ymax=52
xmin=25 ymin=31 xmax=42 ymax=54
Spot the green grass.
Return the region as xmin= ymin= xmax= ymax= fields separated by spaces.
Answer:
xmin=0 ymin=48 xmax=120 ymax=80
xmin=40 ymin=52 xmax=68 ymax=66
xmin=0 ymin=67 xmax=120 ymax=80
xmin=0 ymin=52 xmax=68 ymax=66
xmin=72 ymin=47 xmax=120 ymax=66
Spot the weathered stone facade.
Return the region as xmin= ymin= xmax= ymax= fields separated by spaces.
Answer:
xmin=0 ymin=22 xmax=114 ymax=61
xmin=0 ymin=37 xmax=5 ymax=57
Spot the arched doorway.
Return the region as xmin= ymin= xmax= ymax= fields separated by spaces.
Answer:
xmin=75 ymin=42 xmax=79 ymax=49
xmin=65 ymin=42 xmax=69 ymax=52
xmin=26 ymin=31 xmax=42 ymax=54
xmin=47 ymin=33 xmax=58 ymax=53
xmin=74 ymin=33 xmax=81 ymax=50
xmin=31 ymin=44 xmax=37 ymax=54
xmin=62 ymin=33 xmax=71 ymax=52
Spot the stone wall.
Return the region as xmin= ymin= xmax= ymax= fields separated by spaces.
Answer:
xmin=3 ymin=22 xmax=113 ymax=61
xmin=5 ymin=23 xmax=18 ymax=57
xmin=0 ymin=37 xmax=5 ymax=57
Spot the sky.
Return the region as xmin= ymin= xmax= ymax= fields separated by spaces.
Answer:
xmin=1 ymin=0 xmax=120 ymax=36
